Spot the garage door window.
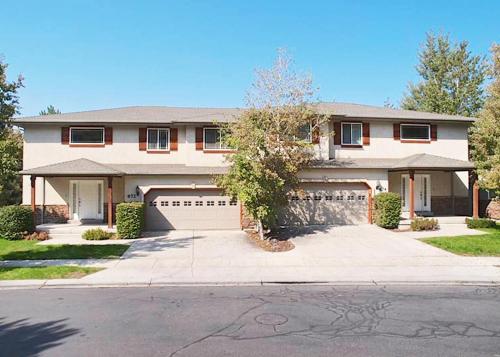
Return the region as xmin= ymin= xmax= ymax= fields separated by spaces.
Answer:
xmin=195 ymin=201 xmax=203 ymax=206
xmin=147 ymin=128 xmax=170 ymax=151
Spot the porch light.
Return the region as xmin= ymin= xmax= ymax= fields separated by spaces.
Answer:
xmin=376 ymin=181 xmax=384 ymax=192
xmin=135 ymin=186 xmax=140 ymax=196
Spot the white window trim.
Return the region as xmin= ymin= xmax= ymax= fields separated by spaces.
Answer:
xmin=203 ymin=127 xmax=231 ymax=151
xmin=295 ymin=122 xmax=313 ymax=143
xmin=341 ymin=122 xmax=363 ymax=146
xmin=400 ymin=123 xmax=431 ymax=142
xmin=69 ymin=127 xmax=105 ymax=145
xmin=147 ymin=128 xmax=170 ymax=151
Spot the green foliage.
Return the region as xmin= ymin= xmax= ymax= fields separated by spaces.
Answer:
xmin=0 ymin=205 xmax=35 ymax=240
xmin=470 ymin=45 xmax=500 ymax=193
xmin=39 ymin=105 xmax=61 ymax=115
xmin=0 ymin=130 xmax=23 ymax=205
xmin=411 ymin=217 xmax=439 ymax=231
xmin=466 ymin=217 xmax=497 ymax=229
xmin=0 ymin=266 xmax=102 ymax=280
xmin=215 ymin=49 xmax=324 ymax=232
xmin=0 ymin=58 xmax=24 ymax=138
xmin=402 ymin=33 xmax=487 ymax=117
xmin=374 ymin=192 xmax=402 ymax=229
xmin=82 ymin=228 xmax=113 ymax=240
xmin=116 ymin=202 xmax=145 ymax=239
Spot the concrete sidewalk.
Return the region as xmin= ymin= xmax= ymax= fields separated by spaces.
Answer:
xmin=1 ymin=225 xmax=499 ymax=288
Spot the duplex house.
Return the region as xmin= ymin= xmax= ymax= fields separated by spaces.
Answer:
xmin=16 ymin=102 xmax=478 ymax=230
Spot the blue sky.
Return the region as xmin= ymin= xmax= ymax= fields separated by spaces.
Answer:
xmin=2 ymin=0 xmax=499 ymax=116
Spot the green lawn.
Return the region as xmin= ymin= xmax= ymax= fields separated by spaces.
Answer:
xmin=0 ymin=240 xmax=129 ymax=260
xmin=423 ymin=226 xmax=500 ymax=256
xmin=0 ymin=266 xmax=103 ymax=280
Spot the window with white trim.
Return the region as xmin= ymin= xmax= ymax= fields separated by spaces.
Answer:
xmin=203 ymin=128 xmax=231 ymax=150
xmin=296 ymin=123 xmax=312 ymax=143
xmin=341 ymin=123 xmax=362 ymax=145
xmin=400 ymin=124 xmax=430 ymax=141
xmin=147 ymin=128 xmax=170 ymax=151
xmin=70 ymin=127 xmax=104 ymax=144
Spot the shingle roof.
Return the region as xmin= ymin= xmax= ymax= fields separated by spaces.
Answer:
xmin=20 ymin=159 xmax=124 ymax=176
xmin=311 ymin=154 xmax=474 ymax=171
xmin=14 ymin=102 xmax=475 ymax=124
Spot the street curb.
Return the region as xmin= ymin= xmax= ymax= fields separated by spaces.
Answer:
xmin=0 ymin=280 xmax=499 ymax=290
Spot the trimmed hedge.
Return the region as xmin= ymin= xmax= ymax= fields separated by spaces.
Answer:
xmin=82 ymin=228 xmax=114 ymax=240
xmin=116 ymin=202 xmax=145 ymax=239
xmin=374 ymin=192 xmax=401 ymax=229
xmin=0 ymin=205 xmax=35 ymax=240
xmin=466 ymin=218 xmax=497 ymax=229
xmin=411 ymin=217 xmax=439 ymax=231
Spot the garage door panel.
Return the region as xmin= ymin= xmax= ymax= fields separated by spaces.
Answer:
xmin=145 ymin=189 xmax=240 ymax=230
xmin=279 ymin=183 xmax=368 ymax=226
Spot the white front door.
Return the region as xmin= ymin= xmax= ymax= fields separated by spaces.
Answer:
xmin=401 ymin=174 xmax=431 ymax=212
xmin=70 ymin=180 xmax=103 ymax=221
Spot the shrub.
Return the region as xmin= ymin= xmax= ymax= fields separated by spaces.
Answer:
xmin=411 ymin=217 xmax=439 ymax=231
xmin=82 ymin=228 xmax=113 ymax=240
xmin=116 ymin=202 xmax=145 ymax=239
xmin=0 ymin=205 xmax=35 ymax=240
xmin=24 ymin=231 xmax=50 ymax=241
xmin=374 ymin=192 xmax=401 ymax=229
xmin=466 ymin=218 xmax=497 ymax=229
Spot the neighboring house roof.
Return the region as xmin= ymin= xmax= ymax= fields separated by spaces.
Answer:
xmin=14 ymin=102 xmax=474 ymax=124
xmin=19 ymin=159 xmax=228 ymax=176
xmin=19 ymin=159 xmax=124 ymax=176
xmin=311 ymin=154 xmax=474 ymax=171
xmin=21 ymin=154 xmax=474 ymax=177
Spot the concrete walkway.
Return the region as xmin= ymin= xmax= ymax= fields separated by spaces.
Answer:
xmin=1 ymin=224 xmax=499 ymax=288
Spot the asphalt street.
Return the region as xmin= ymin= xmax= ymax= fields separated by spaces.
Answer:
xmin=1 ymin=285 xmax=499 ymax=357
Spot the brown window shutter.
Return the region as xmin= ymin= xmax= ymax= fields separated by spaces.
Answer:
xmin=61 ymin=127 xmax=69 ymax=145
xmin=170 ymin=128 xmax=178 ymax=151
xmin=362 ymin=122 xmax=370 ymax=145
xmin=104 ymin=127 xmax=113 ymax=145
xmin=311 ymin=124 xmax=320 ymax=144
xmin=333 ymin=122 xmax=341 ymax=145
xmin=430 ymin=124 xmax=437 ymax=141
xmin=195 ymin=127 xmax=204 ymax=150
xmin=393 ymin=123 xmax=400 ymax=140
xmin=139 ymin=128 xmax=147 ymax=151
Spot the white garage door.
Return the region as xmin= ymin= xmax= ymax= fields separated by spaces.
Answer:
xmin=145 ymin=189 xmax=241 ymax=230
xmin=279 ymin=183 xmax=369 ymax=226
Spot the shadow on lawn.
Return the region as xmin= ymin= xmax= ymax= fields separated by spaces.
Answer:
xmin=0 ymin=317 xmax=79 ymax=356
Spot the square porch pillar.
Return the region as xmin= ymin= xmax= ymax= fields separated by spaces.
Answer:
xmin=472 ymin=177 xmax=479 ymax=219
xmin=107 ymin=176 xmax=113 ymax=228
xmin=30 ymin=175 xmax=36 ymax=223
xmin=409 ymin=170 xmax=415 ymax=219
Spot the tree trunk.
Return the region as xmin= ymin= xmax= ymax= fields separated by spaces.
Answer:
xmin=257 ymin=219 xmax=265 ymax=240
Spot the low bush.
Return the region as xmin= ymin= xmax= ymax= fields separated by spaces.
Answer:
xmin=411 ymin=217 xmax=439 ymax=231
xmin=374 ymin=192 xmax=401 ymax=229
xmin=0 ymin=205 xmax=35 ymax=240
xmin=24 ymin=231 xmax=50 ymax=241
xmin=466 ymin=218 xmax=497 ymax=229
xmin=116 ymin=202 xmax=145 ymax=239
xmin=82 ymin=228 xmax=114 ymax=240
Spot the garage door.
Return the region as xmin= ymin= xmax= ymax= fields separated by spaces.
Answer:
xmin=144 ymin=189 xmax=241 ymax=230
xmin=279 ymin=183 xmax=369 ymax=226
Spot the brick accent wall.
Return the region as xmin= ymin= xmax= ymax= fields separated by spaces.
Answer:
xmin=431 ymin=196 xmax=470 ymax=216
xmin=486 ymin=200 xmax=500 ymax=220
xmin=22 ymin=205 xmax=69 ymax=224
xmin=241 ymin=206 xmax=256 ymax=229
xmin=103 ymin=203 xmax=118 ymax=224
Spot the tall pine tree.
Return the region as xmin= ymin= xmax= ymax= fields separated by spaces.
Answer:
xmin=402 ymin=33 xmax=487 ymax=117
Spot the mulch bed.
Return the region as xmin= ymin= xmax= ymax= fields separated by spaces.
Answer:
xmin=246 ymin=231 xmax=295 ymax=252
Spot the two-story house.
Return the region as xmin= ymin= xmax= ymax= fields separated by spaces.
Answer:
xmin=16 ymin=102 xmax=477 ymax=230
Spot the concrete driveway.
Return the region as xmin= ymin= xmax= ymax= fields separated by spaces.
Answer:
xmin=69 ymin=224 xmax=500 ymax=285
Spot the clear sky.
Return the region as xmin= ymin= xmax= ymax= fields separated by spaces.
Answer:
xmin=2 ymin=0 xmax=499 ymax=116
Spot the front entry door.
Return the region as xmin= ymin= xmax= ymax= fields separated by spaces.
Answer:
xmin=401 ymin=174 xmax=431 ymax=212
xmin=70 ymin=180 xmax=103 ymax=221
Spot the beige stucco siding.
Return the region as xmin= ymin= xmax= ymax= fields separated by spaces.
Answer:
xmin=329 ymin=121 xmax=470 ymax=160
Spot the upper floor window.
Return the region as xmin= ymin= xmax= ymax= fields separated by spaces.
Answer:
xmin=147 ymin=128 xmax=170 ymax=151
xmin=70 ymin=127 xmax=104 ymax=145
xmin=204 ymin=128 xmax=230 ymax=150
xmin=400 ymin=124 xmax=430 ymax=141
xmin=341 ymin=123 xmax=362 ymax=145
xmin=296 ymin=123 xmax=312 ymax=143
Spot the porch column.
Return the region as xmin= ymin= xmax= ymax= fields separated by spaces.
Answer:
xmin=30 ymin=176 xmax=36 ymax=223
xmin=107 ymin=176 xmax=113 ymax=228
xmin=409 ymin=170 xmax=415 ymax=219
xmin=450 ymin=171 xmax=455 ymax=215
xmin=367 ymin=189 xmax=373 ymax=224
xmin=472 ymin=176 xmax=479 ymax=219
